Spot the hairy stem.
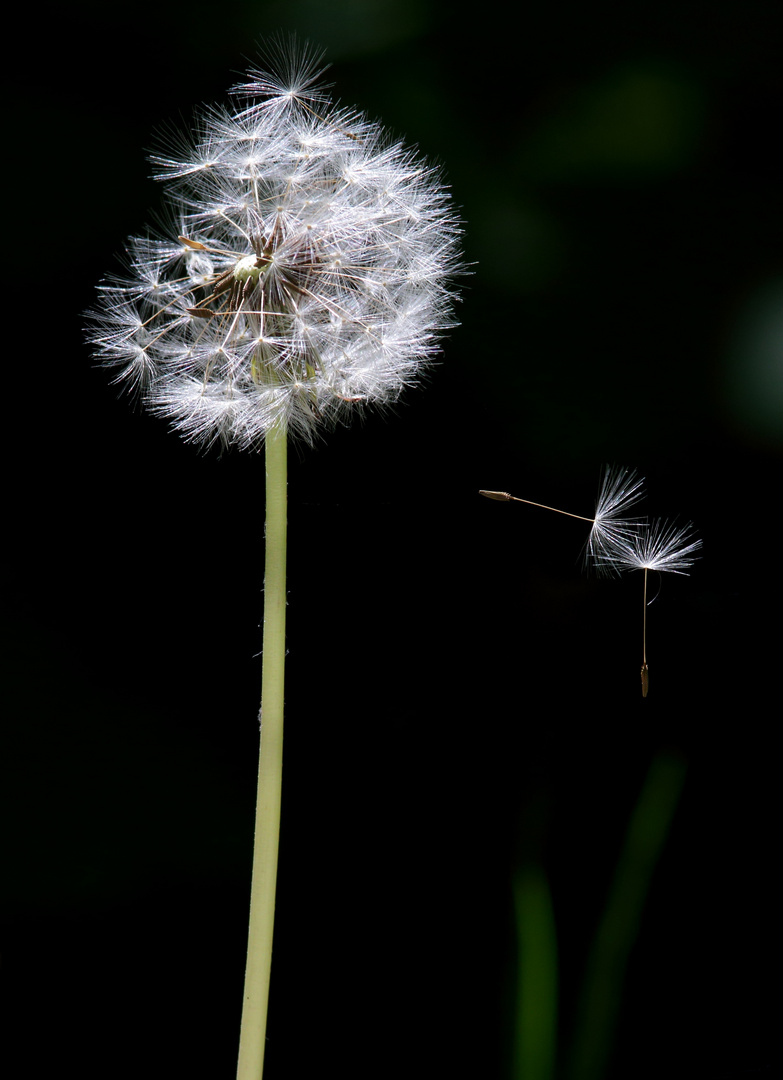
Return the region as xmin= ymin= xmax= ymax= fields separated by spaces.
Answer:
xmin=237 ymin=425 xmax=288 ymax=1080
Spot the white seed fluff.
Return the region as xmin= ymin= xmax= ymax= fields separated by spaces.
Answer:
xmin=586 ymin=465 xmax=647 ymax=576
xmin=88 ymin=44 xmax=462 ymax=450
xmin=610 ymin=518 xmax=703 ymax=575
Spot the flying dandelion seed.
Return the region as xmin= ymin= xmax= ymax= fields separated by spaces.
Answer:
xmin=480 ymin=464 xmax=646 ymax=576
xmin=480 ymin=470 xmax=702 ymax=695
xmin=611 ymin=519 xmax=702 ymax=696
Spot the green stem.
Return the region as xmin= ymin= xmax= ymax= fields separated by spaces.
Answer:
xmin=236 ymin=425 xmax=288 ymax=1080
xmin=512 ymin=865 xmax=558 ymax=1080
xmin=566 ymin=753 xmax=687 ymax=1080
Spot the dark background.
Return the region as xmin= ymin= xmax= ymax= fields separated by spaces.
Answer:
xmin=3 ymin=2 xmax=779 ymax=1077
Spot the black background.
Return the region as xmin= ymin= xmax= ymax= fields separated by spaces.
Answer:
xmin=3 ymin=2 xmax=779 ymax=1077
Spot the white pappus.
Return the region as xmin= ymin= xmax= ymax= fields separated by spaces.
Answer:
xmin=87 ymin=41 xmax=462 ymax=450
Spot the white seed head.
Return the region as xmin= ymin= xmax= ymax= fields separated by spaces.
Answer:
xmin=87 ymin=42 xmax=462 ymax=450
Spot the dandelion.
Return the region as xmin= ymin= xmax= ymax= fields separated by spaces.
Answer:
xmin=480 ymin=464 xmax=645 ymax=575
xmin=88 ymin=40 xmax=461 ymax=450
xmin=87 ymin=40 xmax=461 ymax=1080
xmin=610 ymin=519 xmax=702 ymax=695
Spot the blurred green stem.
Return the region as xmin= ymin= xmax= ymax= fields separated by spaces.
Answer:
xmin=513 ymin=865 xmax=558 ymax=1080
xmin=567 ymin=753 xmax=687 ymax=1080
xmin=236 ymin=425 xmax=288 ymax=1080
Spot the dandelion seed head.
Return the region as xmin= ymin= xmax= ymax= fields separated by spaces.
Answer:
xmin=87 ymin=40 xmax=462 ymax=450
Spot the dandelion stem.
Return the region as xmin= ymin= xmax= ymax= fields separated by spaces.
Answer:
xmin=237 ymin=424 xmax=288 ymax=1080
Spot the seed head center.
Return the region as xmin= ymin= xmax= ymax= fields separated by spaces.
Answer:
xmin=234 ymin=254 xmax=262 ymax=283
